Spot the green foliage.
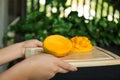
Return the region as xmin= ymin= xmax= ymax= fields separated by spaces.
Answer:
xmin=4 ymin=10 xmax=120 ymax=46
xmin=104 ymin=0 xmax=120 ymax=11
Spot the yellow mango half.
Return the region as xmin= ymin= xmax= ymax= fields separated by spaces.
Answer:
xmin=71 ymin=36 xmax=93 ymax=53
xmin=43 ymin=35 xmax=72 ymax=57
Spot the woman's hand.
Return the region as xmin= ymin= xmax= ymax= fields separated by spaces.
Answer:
xmin=1 ymin=53 xmax=77 ymax=80
xmin=0 ymin=39 xmax=42 ymax=65
xmin=21 ymin=39 xmax=43 ymax=57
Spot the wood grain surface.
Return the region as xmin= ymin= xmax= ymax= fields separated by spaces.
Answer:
xmin=25 ymin=46 xmax=120 ymax=67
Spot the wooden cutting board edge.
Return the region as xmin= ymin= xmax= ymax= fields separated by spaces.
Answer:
xmin=67 ymin=46 xmax=120 ymax=67
xmin=25 ymin=46 xmax=120 ymax=67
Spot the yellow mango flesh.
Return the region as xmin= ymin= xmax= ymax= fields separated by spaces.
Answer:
xmin=71 ymin=36 xmax=93 ymax=53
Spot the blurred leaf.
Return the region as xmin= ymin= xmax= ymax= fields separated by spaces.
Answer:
xmin=36 ymin=30 xmax=48 ymax=41
xmin=25 ymin=33 xmax=34 ymax=40
xmin=112 ymin=37 xmax=120 ymax=45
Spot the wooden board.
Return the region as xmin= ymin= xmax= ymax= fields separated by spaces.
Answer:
xmin=25 ymin=46 xmax=120 ymax=67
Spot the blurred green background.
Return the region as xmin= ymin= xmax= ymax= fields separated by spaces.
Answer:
xmin=3 ymin=0 xmax=120 ymax=47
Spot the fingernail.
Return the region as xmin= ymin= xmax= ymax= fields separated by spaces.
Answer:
xmin=70 ymin=65 xmax=78 ymax=71
xmin=73 ymin=66 xmax=78 ymax=71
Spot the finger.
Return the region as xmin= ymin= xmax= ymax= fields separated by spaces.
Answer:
xmin=57 ymin=66 xmax=69 ymax=73
xmin=34 ymin=40 xmax=43 ymax=47
xmin=37 ymin=41 xmax=43 ymax=47
xmin=51 ymin=64 xmax=69 ymax=74
xmin=56 ymin=59 xmax=77 ymax=71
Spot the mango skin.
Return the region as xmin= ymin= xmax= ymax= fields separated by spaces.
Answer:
xmin=43 ymin=35 xmax=72 ymax=57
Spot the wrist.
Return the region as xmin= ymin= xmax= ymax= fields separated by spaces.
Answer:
xmin=12 ymin=42 xmax=26 ymax=58
xmin=19 ymin=42 xmax=26 ymax=58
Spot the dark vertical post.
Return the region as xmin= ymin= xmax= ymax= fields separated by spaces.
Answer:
xmin=44 ymin=1 xmax=47 ymax=15
xmin=95 ymin=0 xmax=98 ymax=17
xmin=56 ymin=1 xmax=60 ymax=15
xmin=101 ymin=0 xmax=103 ymax=18
xmin=37 ymin=0 xmax=40 ymax=11
xmin=107 ymin=3 xmax=110 ymax=20
xmin=112 ymin=8 xmax=115 ymax=21
xmin=119 ymin=11 xmax=120 ymax=20
xmin=21 ymin=0 xmax=27 ymax=18
xmin=50 ymin=1 xmax=53 ymax=14
xmin=31 ymin=0 xmax=34 ymax=12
